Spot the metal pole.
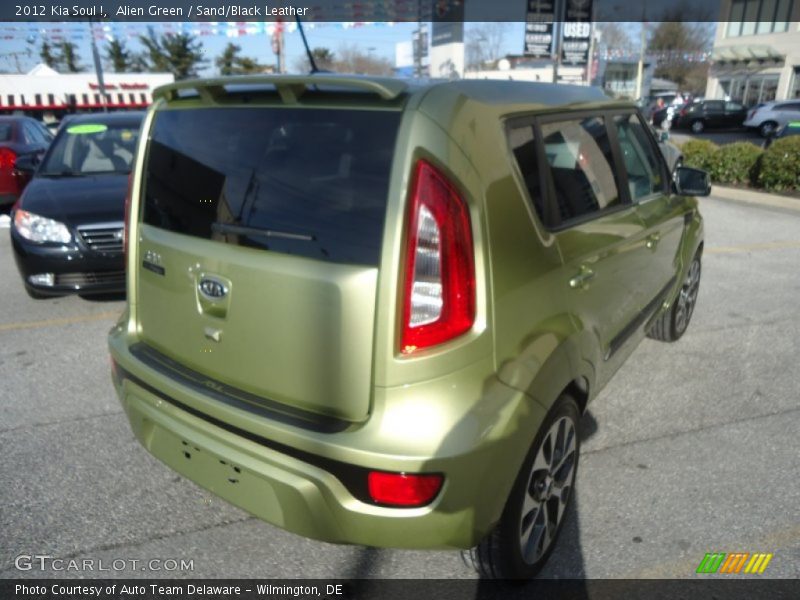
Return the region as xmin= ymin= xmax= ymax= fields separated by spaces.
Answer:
xmin=634 ymin=11 xmax=646 ymax=100
xmin=552 ymin=0 xmax=564 ymax=84
xmin=89 ymin=17 xmax=108 ymax=112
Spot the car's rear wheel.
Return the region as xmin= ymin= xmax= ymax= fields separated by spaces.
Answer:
xmin=759 ymin=121 xmax=778 ymax=138
xmin=648 ymin=254 xmax=701 ymax=342
xmin=690 ymin=120 xmax=705 ymax=133
xmin=466 ymin=394 xmax=580 ymax=579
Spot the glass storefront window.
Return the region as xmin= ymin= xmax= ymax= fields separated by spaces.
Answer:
xmin=774 ymin=0 xmax=792 ymax=31
xmin=761 ymin=77 xmax=779 ymax=102
xmin=757 ymin=0 xmax=777 ymax=33
xmin=791 ymin=69 xmax=800 ymax=100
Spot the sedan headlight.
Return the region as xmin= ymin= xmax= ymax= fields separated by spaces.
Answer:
xmin=13 ymin=209 xmax=72 ymax=244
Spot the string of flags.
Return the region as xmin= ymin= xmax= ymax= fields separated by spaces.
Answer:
xmin=1 ymin=22 xmax=397 ymax=45
xmin=2 ymin=22 xmax=711 ymax=63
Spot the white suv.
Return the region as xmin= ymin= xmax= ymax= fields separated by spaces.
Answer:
xmin=744 ymin=100 xmax=800 ymax=137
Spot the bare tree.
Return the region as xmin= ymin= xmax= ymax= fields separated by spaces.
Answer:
xmin=647 ymin=15 xmax=713 ymax=92
xmin=595 ymin=22 xmax=635 ymax=56
xmin=293 ymin=47 xmax=336 ymax=73
xmin=465 ymin=23 xmax=509 ymax=71
xmin=331 ymin=44 xmax=393 ymax=76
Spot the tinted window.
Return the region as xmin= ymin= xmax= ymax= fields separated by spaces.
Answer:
xmin=143 ymin=107 xmax=401 ymax=266
xmin=613 ymin=114 xmax=665 ymax=201
xmin=705 ymin=101 xmax=725 ymax=111
xmin=509 ymin=125 xmax=557 ymax=227
xmin=40 ymin=121 xmax=141 ymax=175
xmin=23 ymin=122 xmax=44 ymax=144
xmin=0 ymin=123 xmax=12 ymax=142
xmin=725 ymin=102 xmax=744 ymax=111
xmin=540 ymin=116 xmax=622 ymax=223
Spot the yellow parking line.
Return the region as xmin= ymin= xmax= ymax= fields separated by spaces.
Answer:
xmin=0 ymin=310 xmax=120 ymax=333
xmin=707 ymin=240 xmax=800 ymax=254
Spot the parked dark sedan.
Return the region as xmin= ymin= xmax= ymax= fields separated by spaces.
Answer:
xmin=674 ymin=100 xmax=748 ymax=133
xmin=0 ymin=116 xmax=53 ymax=207
xmin=10 ymin=112 xmax=143 ymax=298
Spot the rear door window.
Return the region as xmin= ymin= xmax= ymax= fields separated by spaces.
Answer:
xmin=143 ymin=108 xmax=401 ymax=266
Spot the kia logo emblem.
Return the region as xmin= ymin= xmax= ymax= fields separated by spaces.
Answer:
xmin=198 ymin=277 xmax=228 ymax=300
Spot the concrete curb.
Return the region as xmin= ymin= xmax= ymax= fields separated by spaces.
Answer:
xmin=711 ymin=185 xmax=800 ymax=213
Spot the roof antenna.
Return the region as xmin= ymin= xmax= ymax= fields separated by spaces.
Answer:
xmin=295 ymin=17 xmax=318 ymax=73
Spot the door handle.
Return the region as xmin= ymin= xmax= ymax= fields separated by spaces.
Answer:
xmin=646 ymin=233 xmax=661 ymax=249
xmin=569 ymin=267 xmax=595 ymax=289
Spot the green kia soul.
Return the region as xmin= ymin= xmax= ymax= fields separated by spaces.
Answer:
xmin=108 ymin=75 xmax=706 ymax=578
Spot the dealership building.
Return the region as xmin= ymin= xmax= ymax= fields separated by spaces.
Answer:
xmin=0 ymin=64 xmax=174 ymax=116
xmin=706 ymin=1 xmax=800 ymax=104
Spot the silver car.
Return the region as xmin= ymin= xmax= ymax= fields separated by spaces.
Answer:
xmin=743 ymin=100 xmax=800 ymax=137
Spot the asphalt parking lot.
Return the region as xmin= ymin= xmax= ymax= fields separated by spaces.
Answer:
xmin=1 ymin=195 xmax=799 ymax=580
xmin=670 ymin=128 xmax=764 ymax=147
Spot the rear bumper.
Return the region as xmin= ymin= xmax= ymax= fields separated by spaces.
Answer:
xmin=10 ymin=227 xmax=125 ymax=295
xmin=108 ymin=328 xmax=544 ymax=549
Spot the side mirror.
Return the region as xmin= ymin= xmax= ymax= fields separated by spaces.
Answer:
xmin=659 ymin=131 xmax=670 ymax=142
xmin=674 ymin=166 xmax=711 ymax=197
xmin=13 ymin=154 xmax=39 ymax=176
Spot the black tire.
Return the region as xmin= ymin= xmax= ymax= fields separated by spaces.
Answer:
xmin=759 ymin=121 xmax=778 ymax=138
xmin=690 ymin=120 xmax=705 ymax=133
xmin=466 ymin=395 xmax=581 ymax=579
xmin=648 ymin=254 xmax=701 ymax=342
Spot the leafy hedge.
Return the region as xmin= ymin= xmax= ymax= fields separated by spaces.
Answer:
xmin=680 ymin=137 xmax=799 ymax=192
xmin=712 ymin=143 xmax=763 ymax=186
xmin=757 ymin=136 xmax=800 ymax=192
xmin=681 ymin=139 xmax=719 ymax=173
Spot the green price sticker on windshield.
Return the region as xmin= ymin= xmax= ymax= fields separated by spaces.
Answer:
xmin=66 ymin=124 xmax=108 ymax=135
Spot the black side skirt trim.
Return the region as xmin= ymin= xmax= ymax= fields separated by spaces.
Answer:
xmin=606 ymin=276 xmax=678 ymax=360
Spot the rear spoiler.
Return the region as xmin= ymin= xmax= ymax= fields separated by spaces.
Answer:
xmin=153 ymin=74 xmax=409 ymax=105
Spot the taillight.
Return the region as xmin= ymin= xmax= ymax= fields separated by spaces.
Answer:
xmin=367 ymin=471 xmax=443 ymax=507
xmin=0 ymin=147 xmax=16 ymax=170
xmin=680 ymin=108 xmax=688 ymax=117
xmin=123 ymin=173 xmax=132 ymax=256
xmin=400 ymin=160 xmax=475 ymax=354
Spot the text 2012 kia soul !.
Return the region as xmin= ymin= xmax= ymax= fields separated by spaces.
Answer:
xmin=109 ymin=75 xmax=707 ymax=578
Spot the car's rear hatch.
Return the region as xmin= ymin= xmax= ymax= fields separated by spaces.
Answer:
xmin=134 ymin=78 xmax=406 ymax=423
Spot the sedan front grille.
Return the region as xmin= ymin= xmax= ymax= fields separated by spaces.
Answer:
xmin=77 ymin=222 xmax=124 ymax=253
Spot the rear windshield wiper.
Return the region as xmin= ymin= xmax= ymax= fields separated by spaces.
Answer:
xmin=211 ymin=222 xmax=315 ymax=242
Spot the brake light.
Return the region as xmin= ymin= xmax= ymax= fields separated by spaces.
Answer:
xmin=367 ymin=471 xmax=443 ymax=507
xmin=400 ymin=160 xmax=475 ymax=354
xmin=0 ymin=147 xmax=16 ymax=170
xmin=123 ymin=173 xmax=132 ymax=256
xmin=748 ymin=109 xmax=756 ymax=120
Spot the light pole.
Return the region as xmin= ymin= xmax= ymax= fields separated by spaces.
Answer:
xmin=88 ymin=17 xmax=108 ymax=112
xmin=634 ymin=10 xmax=647 ymax=100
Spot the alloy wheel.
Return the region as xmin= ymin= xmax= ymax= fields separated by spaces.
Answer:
xmin=518 ymin=416 xmax=577 ymax=565
xmin=675 ymin=259 xmax=701 ymax=335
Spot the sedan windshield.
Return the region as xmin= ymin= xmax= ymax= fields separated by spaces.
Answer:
xmin=39 ymin=121 xmax=139 ymax=176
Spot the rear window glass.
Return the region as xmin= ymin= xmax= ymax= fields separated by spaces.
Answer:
xmin=143 ymin=107 xmax=401 ymax=266
xmin=0 ymin=123 xmax=12 ymax=142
